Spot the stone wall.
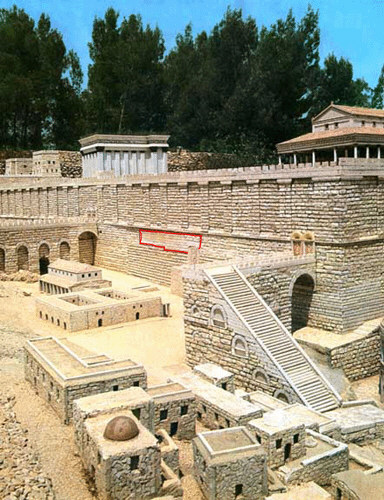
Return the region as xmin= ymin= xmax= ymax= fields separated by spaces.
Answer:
xmin=183 ymin=271 xmax=301 ymax=404
xmin=149 ymin=392 xmax=196 ymax=441
xmin=193 ymin=437 xmax=267 ymax=500
xmin=280 ymin=430 xmax=349 ymax=486
xmin=330 ymin=329 xmax=381 ymax=380
xmin=59 ymin=150 xmax=82 ymax=178
xmin=0 ymin=150 xmax=32 ymax=175
xmin=2 ymin=167 xmax=384 ymax=332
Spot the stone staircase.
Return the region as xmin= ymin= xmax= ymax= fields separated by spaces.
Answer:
xmin=205 ymin=265 xmax=342 ymax=413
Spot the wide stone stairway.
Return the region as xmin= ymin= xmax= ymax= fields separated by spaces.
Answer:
xmin=205 ymin=265 xmax=342 ymax=413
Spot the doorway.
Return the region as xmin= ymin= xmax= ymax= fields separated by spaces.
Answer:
xmin=284 ymin=443 xmax=291 ymax=462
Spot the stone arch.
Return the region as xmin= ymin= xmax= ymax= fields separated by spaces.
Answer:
xmin=0 ymin=247 xmax=5 ymax=272
xmin=59 ymin=240 xmax=71 ymax=260
xmin=210 ymin=304 xmax=227 ymax=328
xmin=78 ymin=231 xmax=97 ymax=265
xmin=38 ymin=243 xmax=50 ymax=275
xmin=231 ymin=335 xmax=248 ymax=358
xmin=273 ymin=389 xmax=291 ymax=404
xmin=17 ymin=245 xmax=29 ymax=271
xmin=290 ymin=271 xmax=316 ymax=333
xmin=253 ymin=368 xmax=270 ymax=385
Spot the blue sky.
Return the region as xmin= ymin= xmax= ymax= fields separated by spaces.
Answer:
xmin=3 ymin=0 xmax=384 ymax=88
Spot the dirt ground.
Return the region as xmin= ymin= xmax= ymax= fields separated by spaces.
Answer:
xmin=0 ymin=272 xmax=204 ymax=499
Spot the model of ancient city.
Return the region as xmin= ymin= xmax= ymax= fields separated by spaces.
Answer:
xmin=3 ymin=104 xmax=384 ymax=500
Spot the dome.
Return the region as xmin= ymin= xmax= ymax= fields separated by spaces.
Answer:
xmin=103 ymin=416 xmax=139 ymax=441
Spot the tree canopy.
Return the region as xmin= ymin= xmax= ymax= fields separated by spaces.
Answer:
xmin=0 ymin=4 xmax=383 ymax=157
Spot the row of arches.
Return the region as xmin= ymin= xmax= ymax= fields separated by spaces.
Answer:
xmin=1 ymin=232 xmax=97 ymax=274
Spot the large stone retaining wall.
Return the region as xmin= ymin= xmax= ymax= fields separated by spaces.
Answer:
xmin=2 ymin=166 xmax=384 ymax=331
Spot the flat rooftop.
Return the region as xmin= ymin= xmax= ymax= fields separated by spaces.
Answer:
xmin=49 ymin=259 xmax=101 ymax=274
xmin=326 ymin=403 xmax=384 ymax=433
xmin=74 ymin=387 xmax=151 ymax=416
xmin=26 ymin=336 xmax=144 ymax=386
xmin=174 ymin=372 xmax=262 ymax=419
xmin=147 ymin=382 xmax=194 ymax=402
xmin=194 ymin=363 xmax=233 ymax=380
xmin=248 ymin=391 xmax=289 ymax=412
xmin=333 ymin=470 xmax=384 ymax=500
xmin=262 ymin=403 xmax=337 ymax=430
xmin=195 ymin=427 xmax=263 ymax=465
xmin=248 ymin=408 xmax=306 ymax=435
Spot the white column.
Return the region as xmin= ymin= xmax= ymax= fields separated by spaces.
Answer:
xmin=123 ymin=152 xmax=129 ymax=175
xmin=293 ymin=153 xmax=297 ymax=165
xmin=312 ymin=151 xmax=316 ymax=166
xmin=106 ymin=152 xmax=112 ymax=172
xmin=378 ymin=146 xmax=381 ymax=159
xmin=278 ymin=155 xmax=282 ymax=165
xmin=333 ymin=148 xmax=337 ymax=162
xmin=345 ymin=148 xmax=348 ymax=157
xmin=366 ymin=146 xmax=370 ymax=158
xmin=354 ymin=146 xmax=358 ymax=158
xmin=96 ymin=150 xmax=104 ymax=176
xmin=114 ymin=152 xmax=120 ymax=176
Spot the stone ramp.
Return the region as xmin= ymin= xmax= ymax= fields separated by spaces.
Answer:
xmin=205 ymin=265 xmax=342 ymax=413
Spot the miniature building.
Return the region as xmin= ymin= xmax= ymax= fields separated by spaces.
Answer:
xmin=33 ymin=151 xmax=62 ymax=176
xmin=146 ymin=382 xmax=196 ymax=440
xmin=252 ymin=403 xmax=341 ymax=439
xmin=194 ymin=363 xmax=235 ymax=393
xmin=332 ymin=469 xmax=384 ymax=500
xmin=247 ymin=391 xmax=290 ymax=412
xmin=174 ymin=372 xmax=262 ymax=429
xmin=24 ymin=336 xmax=147 ymax=423
xmin=326 ymin=402 xmax=384 ymax=444
xmin=5 ymin=158 xmax=33 ymax=175
xmin=278 ymin=429 xmax=349 ymax=486
xmin=73 ymin=387 xmax=153 ymax=452
xmin=277 ymin=103 xmax=384 ymax=165
xmin=79 ymin=134 xmax=169 ymax=177
xmin=247 ymin=408 xmax=307 ymax=468
xmin=193 ymin=427 xmax=268 ymax=500
xmin=81 ymin=411 xmax=161 ymax=500
xmin=36 ymin=287 xmax=169 ymax=332
xmin=39 ymin=259 xmax=110 ymax=294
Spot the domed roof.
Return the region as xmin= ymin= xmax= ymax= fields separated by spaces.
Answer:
xmin=103 ymin=416 xmax=139 ymax=441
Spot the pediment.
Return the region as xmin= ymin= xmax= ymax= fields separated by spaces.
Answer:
xmin=312 ymin=105 xmax=351 ymax=123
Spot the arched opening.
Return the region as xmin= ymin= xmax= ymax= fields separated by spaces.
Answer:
xmin=39 ymin=243 xmax=50 ymax=275
xmin=59 ymin=241 xmax=70 ymax=260
xmin=232 ymin=336 xmax=247 ymax=357
xmin=136 ymin=312 xmax=140 ymax=320
xmin=254 ymin=370 xmax=269 ymax=385
xmin=274 ymin=390 xmax=290 ymax=404
xmin=79 ymin=232 xmax=97 ymax=265
xmin=17 ymin=246 xmax=29 ymax=271
xmin=0 ymin=248 xmax=5 ymax=271
xmin=291 ymin=273 xmax=315 ymax=332
xmin=98 ymin=318 xmax=103 ymax=327
xmin=211 ymin=305 xmax=227 ymax=328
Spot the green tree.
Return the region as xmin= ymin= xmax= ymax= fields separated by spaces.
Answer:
xmin=372 ymin=65 xmax=384 ymax=108
xmin=86 ymin=9 xmax=165 ymax=134
xmin=0 ymin=5 xmax=83 ymax=149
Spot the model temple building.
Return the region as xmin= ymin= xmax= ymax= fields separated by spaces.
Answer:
xmin=277 ymin=103 xmax=384 ymax=164
xmin=79 ymin=134 xmax=169 ymax=177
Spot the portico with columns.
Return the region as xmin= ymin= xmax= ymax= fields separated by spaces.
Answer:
xmin=277 ymin=103 xmax=384 ymax=166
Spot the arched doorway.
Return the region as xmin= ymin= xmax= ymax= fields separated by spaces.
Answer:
xmin=0 ymin=248 xmax=5 ymax=272
xmin=17 ymin=246 xmax=29 ymax=271
xmin=59 ymin=241 xmax=70 ymax=260
xmin=78 ymin=232 xmax=97 ymax=265
xmin=39 ymin=243 xmax=50 ymax=275
xmin=291 ymin=273 xmax=315 ymax=332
